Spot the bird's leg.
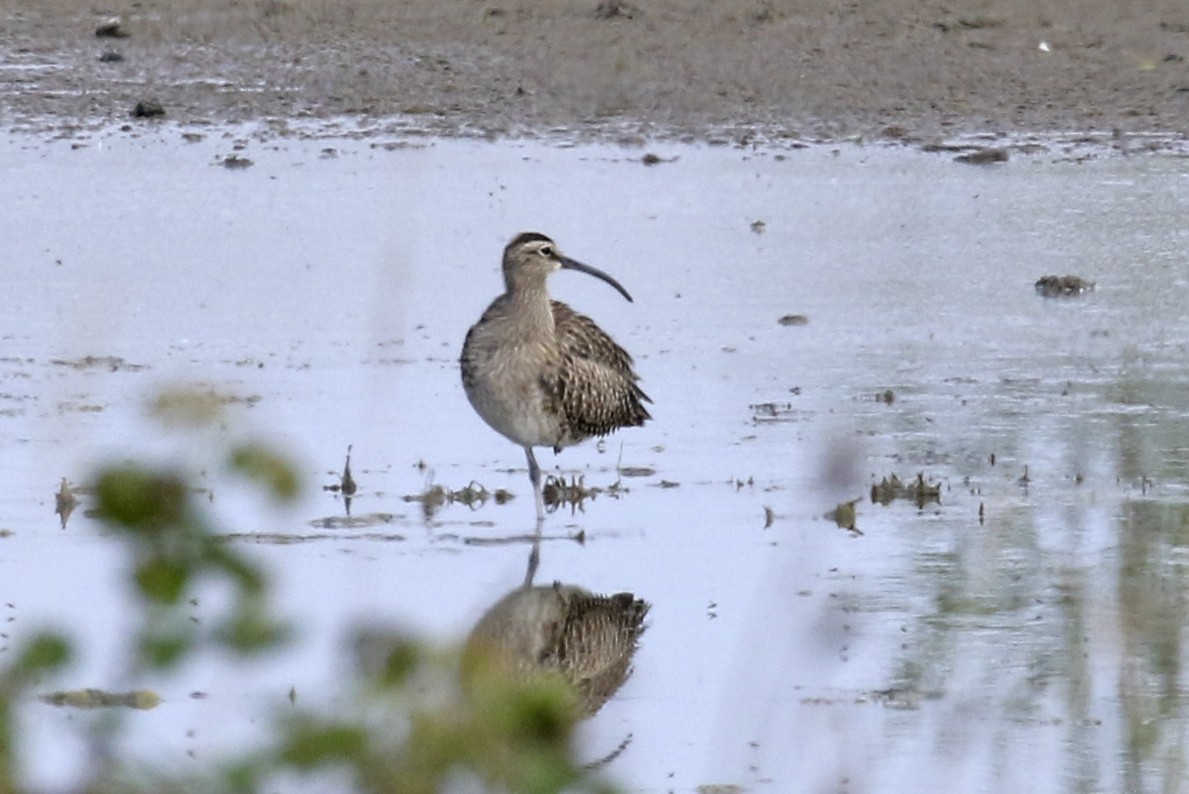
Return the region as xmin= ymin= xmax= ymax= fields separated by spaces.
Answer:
xmin=525 ymin=446 xmax=545 ymax=522
xmin=523 ymin=446 xmax=544 ymax=586
xmin=524 ymin=526 xmax=541 ymax=587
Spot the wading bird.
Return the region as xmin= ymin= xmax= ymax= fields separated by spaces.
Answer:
xmin=460 ymin=232 xmax=651 ymax=521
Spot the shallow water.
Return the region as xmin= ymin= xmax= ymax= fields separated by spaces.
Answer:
xmin=1 ymin=127 xmax=1187 ymax=792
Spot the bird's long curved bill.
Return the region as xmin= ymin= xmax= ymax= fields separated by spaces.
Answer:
xmin=560 ymin=256 xmax=634 ymax=303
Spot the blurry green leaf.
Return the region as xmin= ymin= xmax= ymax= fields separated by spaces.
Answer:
xmin=509 ymin=754 xmax=580 ymax=794
xmin=135 ymin=557 xmax=189 ymax=604
xmin=95 ymin=465 xmax=188 ymax=531
xmin=216 ymin=599 xmax=290 ymax=654
xmin=352 ymin=628 xmax=423 ymax=689
xmin=139 ymin=626 xmax=194 ymax=670
xmin=204 ymin=543 xmax=266 ymax=597
xmin=279 ymin=718 xmax=367 ymax=769
xmin=3 ymin=633 xmax=72 ymax=687
xmin=498 ymin=681 xmax=574 ymax=746
xmin=219 ymin=758 xmax=264 ymax=794
xmin=377 ymin=637 xmax=420 ymax=689
xmin=400 ymin=676 xmax=583 ymax=794
xmin=468 ymin=670 xmax=576 ymax=747
xmin=228 ymin=444 xmax=300 ymax=502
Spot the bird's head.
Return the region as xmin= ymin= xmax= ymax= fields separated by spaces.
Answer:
xmin=502 ymin=232 xmax=633 ymax=302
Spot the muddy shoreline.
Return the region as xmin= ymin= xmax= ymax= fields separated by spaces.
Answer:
xmin=3 ymin=1 xmax=1189 ymax=148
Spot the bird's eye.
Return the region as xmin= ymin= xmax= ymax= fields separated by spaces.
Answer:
xmin=539 ymin=245 xmax=553 ymax=257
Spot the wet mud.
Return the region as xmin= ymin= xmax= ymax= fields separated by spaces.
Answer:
xmin=3 ymin=0 xmax=1189 ymax=148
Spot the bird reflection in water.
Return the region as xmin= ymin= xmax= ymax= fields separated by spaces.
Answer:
xmin=463 ymin=580 xmax=650 ymax=718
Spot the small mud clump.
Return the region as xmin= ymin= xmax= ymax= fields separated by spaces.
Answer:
xmin=403 ymin=481 xmax=512 ymax=518
xmin=543 ymin=474 xmax=624 ymax=512
xmin=826 ymin=499 xmax=861 ymax=534
xmin=94 ymin=18 xmax=129 ymax=38
xmin=220 ymin=154 xmax=254 ymax=169
xmin=750 ymin=401 xmax=797 ymax=423
xmin=55 ymin=478 xmax=80 ymax=529
xmin=1035 ymin=275 xmax=1095 ymax=297
xmin=50 ymin=355 xmax=146 ymax=372
xmin=132 ymin=100 xmax=165 ymax=118
xmin=955 ymin=147 xmax=1009 ymax=165
xmin=41 ymin=688 xmax=160 ymax=710
xmin=871 ymin=472 xmax=942 ymax=507
xmin=594 ymin=0 xmax=640 ymax=20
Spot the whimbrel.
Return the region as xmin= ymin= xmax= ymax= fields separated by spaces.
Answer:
xmin=462 ymin=582 xmax=650 ymax=717
xmin=460 ymin=232 xmax=651 ymax=520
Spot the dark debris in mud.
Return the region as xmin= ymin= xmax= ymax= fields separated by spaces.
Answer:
xmin=54 ymin=478 xmax=79 ymax=529
xmin=40 ymin=688 xmax=160 ymax=710
xmin=801 ymin=687 xmax=940 ymax=709
xmin=340 ymin=449 xmax=357 ymax=496
xmin=228 ymin=526 xmax=406 ymax=543
xmin=322 ymin=446 xmax=359 ymax=515
xmin=457 ymin=527 xmax=586 ymax=547
xmin=1035 ymin=275 xmax=1095 ymax=297
xmin=750 ymin=401 xmax=798 ymax=423
xmin=593 ymin=0 xmax=640 ymax=20
xmin=149 ymin=389 xmax=262 ymax=427
xmin=825 ymin=500 xmax=862 ymax=535
xmin=871 ymin=473 xmax=942 ymax=508
xmin=219 ymin=153 xmax=254 ymax=169
xmin=867 ymin=686 xmax=940 ymax=709
xmin=404 ymin=481 xmax=513 ymax=519
xmin=307 ymin=513 xmax=398 ymax=531
xmin=543 ymin=474 xmax=627 ymax=513
xmin=132 ymin=100 xmax=165 ymax=118
xmin=94 ymin=17 xmax=129 ymax=39
xmin=58 ymin=400 xmax=104 ymax=414
xmin=954 ymin=147 xmax=1009 ymax=165
xmin=322 ymin=445 xmax=357 ymax=495
xmin=50 ymin=355 xmax=146 ymax=372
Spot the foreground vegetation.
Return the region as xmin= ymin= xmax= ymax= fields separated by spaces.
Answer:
xmin=0 ymin=389 xmax=615 ymax=794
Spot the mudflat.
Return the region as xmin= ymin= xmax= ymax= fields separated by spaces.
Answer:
xmin=2 ymin=0 xmax=1188 ymax=143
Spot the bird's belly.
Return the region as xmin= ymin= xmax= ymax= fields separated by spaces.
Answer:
xmin=463 ymin=354 xmax=564 ymax=449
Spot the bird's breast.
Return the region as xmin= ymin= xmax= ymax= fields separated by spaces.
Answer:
xmin=461 ymin=329 xmax=566 ymax=448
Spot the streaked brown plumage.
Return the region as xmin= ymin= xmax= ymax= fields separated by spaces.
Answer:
xmin=460 ymin=232 xmax=651 ymax=520
xmin=462 ymin=582 xmax=650 ymax=716
xmin=548 ymin=300 xmax=651 ymax=443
